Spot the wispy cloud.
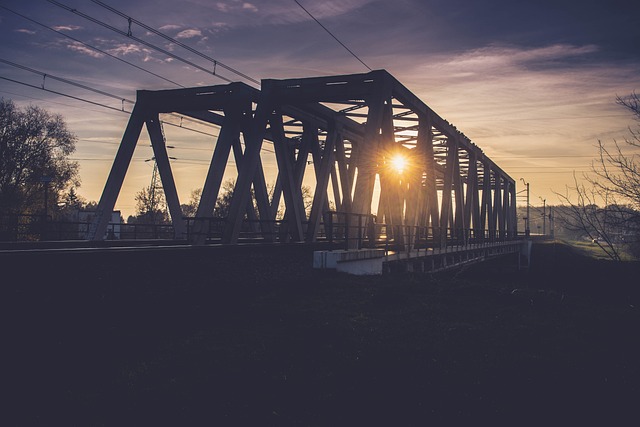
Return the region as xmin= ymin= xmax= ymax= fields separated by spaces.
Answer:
xmin=52 ymin=25 xmax=82 ymax=32
xmin=16 ymin=28 xmax=36 ymax=35
xmin=242 ymin=3 xmax=258 ymax=13
xmin=208 ymin=0 xmax=375 ymax=27
xmin=436 ymin=44 xmax=600 ymax=74
xmin=215 ymin=1 xmax=258 ymax=13
xmin=106 ymin=43 xmax=155 ymax=62
xmin=159 ymin=24 xmax=182 ymax=31
xmin=302 ymin=0 xmax=374 ymax=19
xmin=216 ymin=2 xmax=230 ymax=13
xmin=107 ymin=44 xmax=144 ymax=56
xmin=64 ymin=41 xmax=105 ymax=58
xmin=176 ymin=29 xmax=202 ymax=39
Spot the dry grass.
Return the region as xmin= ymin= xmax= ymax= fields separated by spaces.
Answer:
xmin=561 ymin=238 xmax=637 ymax=261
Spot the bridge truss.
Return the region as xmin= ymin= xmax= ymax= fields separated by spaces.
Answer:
xmin=90 ymin=70 xmax=517 ymax=247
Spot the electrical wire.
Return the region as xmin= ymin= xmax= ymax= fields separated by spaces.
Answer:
xmin=45 ymin=0 xmax=243 ymax=86
xmin=0 ymin=5 xmax=185 ymax=88
xmin=0 ymin=57 xmax=134 ymax=106
xmin=0 ymin=57 xmax=225 ymax=136
xmin=294 ymin=0 xmax=372 ymax=71
xmin=0 ymin=75 xmax=222 ymax=141
xmin=0 ymin=75 xmax=126 ymax=113
xmin=0 ymin=87 xmax=122 ymax=116
xmin=91 ymin=0 xmax=260 ymax=85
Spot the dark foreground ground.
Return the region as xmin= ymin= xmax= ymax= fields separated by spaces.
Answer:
xmin=2 ymin=241 xmax=640 ymax=426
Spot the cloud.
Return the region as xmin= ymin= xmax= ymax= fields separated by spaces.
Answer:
xmin=65 ymin=41 xmax=104 ymax=58
xmin=176 ymin=29 xmax=203 ymax=39
xmin=436 ymin=44 xmax=600 ymax=74
xmin=52 ymin=25 xmax=82 ymax=32
xmin=301 ymin=0 xmax=374 ymax=19
xmin=418 ymin=48 xmax=635 ymax=162
xmin=209 ymin=22 xmax=230 ymax=34
xmin=106 ymin=43 xmax=155 ymax=62
xmin=215 ymin=1 xmax=258 ymax=13
xmin=215 ymin=0 xmax=258 ymax=13
xmin=16 ymin=29 xmax=36 ymax=35
xmin=159 ymin=24 xmax=182 ymax=31
xmin=242 ymin=3 xmax=258 ymax=12
xmin=107 ymin=44 xmax=144 ymax=56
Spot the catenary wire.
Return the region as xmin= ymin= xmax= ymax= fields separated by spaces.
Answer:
xmin=46 ymin=0 xmax=241 ymax=85
xmin=91 ymin=0 xmax=260 ymax=85
xmin=0 ymin=5 xmax=185 ymax=88
xmin=0 ymin=58 xmax=225 ymax=136
xmin=293 ymin=0 xmax=372 ymax=71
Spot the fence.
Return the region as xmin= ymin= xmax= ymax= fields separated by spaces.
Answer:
xmin=1 ymin=212 xmax=522 ymax=250
xmin=322 ymin=211 xmax=518 ymax=252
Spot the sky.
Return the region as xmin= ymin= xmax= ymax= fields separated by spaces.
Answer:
xmin=1 ymin=0 xmax=639 ymax=218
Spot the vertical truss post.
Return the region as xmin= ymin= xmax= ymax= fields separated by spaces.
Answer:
xmin=352 ymin=75 xmax=392 ymax=218
xmin=271 ymin=109 xmax=304 ymax=242
xmin=493 ymin=173 xmax=504 ymax=240
xmin=329 ymin=163 xmax=342 ymax=212
xmin=464 ymin=151 xmax=479 ymax=242
xmin=306 ymin=124 xmax=338 ymax=242
xmin=502 ymin=179 xmax=511 ymax=240
xmin=403 ymin=147 xmax=422 ymax=248
xmin=452 ymin=142 xmax=465 ymax=244
xmin=481 ymin=162 xmax=493 ymax=241
xmin=292 ymin=128 xmax=312 ymax=219
xmin=223 ymin=84 xmax=273 ymax=244
xmin=230 ymin=138 xmax=262 ymax=233
xmin=379 ymin=98 xmax=405 ymax=248
xmin=439 ymin=137 xmax=457 ymax=247
xmin=335 ymin=137 xmax=353 ymax=213
xmin=308 ymin=127 xmax=332 ymax=217
xmin=418 ymin=114 xmax=440 ymax=246
xmin=510 ymin=182 xmax=518 ymax=237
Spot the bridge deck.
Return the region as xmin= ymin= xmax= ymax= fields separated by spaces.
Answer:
xmin=314 ymin=240 xmax=527 ymax=275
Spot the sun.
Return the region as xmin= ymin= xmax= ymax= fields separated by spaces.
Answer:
xmin=389 ymin=153 xmax=408 ymax=174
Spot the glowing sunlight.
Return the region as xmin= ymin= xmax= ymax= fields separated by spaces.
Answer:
xmin=389 ymin=153 xmax=408 ymax=174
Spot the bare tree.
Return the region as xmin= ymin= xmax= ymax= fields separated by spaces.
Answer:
xmin=130 ymin=185 xmax=169 ymax=224
xmin=557 ymin=92 xmax=640 ymax=260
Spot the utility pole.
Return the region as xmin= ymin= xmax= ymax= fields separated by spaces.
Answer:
xmin=540 ymin=197 xmax=546 ymax=235
xmin=520 ymin=178 xmax=530 ymax=236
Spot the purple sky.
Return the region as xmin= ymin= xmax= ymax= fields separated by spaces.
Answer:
xmin=1 ymin=0 xmax=639 ymax=217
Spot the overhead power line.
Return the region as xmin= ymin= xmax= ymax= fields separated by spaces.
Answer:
xmin=0 ymin=74 xmax=221 ymax=140
xmin=0 ymin=75 xmax=126 ymax=113
xmin=0 ymin=57 xmax=134 ymax=107
xmin=0 ymin=5 xmax=184 ymax=88
xmin=1 ymin=57 xmax=226 ymax=134
xmin=90 ymin=0 xmax=260 ymax=85
xmin=45 ymin=0 xmax=258 ymax=87
xmin=294 ymin=0 xmax=372 ymax=71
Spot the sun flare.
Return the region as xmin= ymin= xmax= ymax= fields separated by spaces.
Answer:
xmin=389 ymin=153 xmax=408 ymax=174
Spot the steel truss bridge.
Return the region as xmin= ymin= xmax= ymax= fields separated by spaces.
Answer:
xmin=89 ymin=70 xmax=518 ymax=259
